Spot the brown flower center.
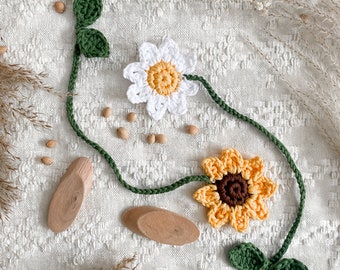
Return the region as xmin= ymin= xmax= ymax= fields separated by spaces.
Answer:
xmin=146 ymin=60 xmax=181 ymax=96
xmin=216 ymin=173 xmax=249 ymax=207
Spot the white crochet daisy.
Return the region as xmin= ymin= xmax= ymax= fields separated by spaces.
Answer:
xmin=123 ymin=38 xmax=198 ymax=121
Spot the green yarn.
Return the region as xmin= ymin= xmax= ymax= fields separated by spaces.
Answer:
xmin=272 ymin=259 xmax=308 ymax=270
xmin=73 ymin=0 xmax=103 ymax=28
xmin=183 ymin=74 xmax=306 ymax=267
xmin=76 ymin=28 xmax=109 ymax=58
xmin=66 ymin=0 xmax=307 ymax=268
xmin=228 ymin=243 xmax=308 ymax=270
xmin=73 ymin=0 xmax=109 ymax=58
xmin=228 ymin=243 xmax=270 ymax=270
xmin=66 ymin=46 xmax=210 ymax=194
xmin=67 ymin=0 xmax=212 ymax=195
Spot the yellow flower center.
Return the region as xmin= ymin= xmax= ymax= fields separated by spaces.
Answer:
xmin=146 ymin=60 xmax=181 ymax=96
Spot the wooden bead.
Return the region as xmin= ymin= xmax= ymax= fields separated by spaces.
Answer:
xmin=41 ymin=156 xmax=53 ymax=165
xmin=54 ymin=1 xmax=66 ymax=13
xmin=187 ymin=125 xmax=199 ymax=135
xmin=126 ymin=112 xmax=137 ymax=122
xmin=48 ymin=157 xmax=93 ymax=233
xmin=117 ymin=127 xmax=129 ymax=140
xmin=0 ymin=46 xmax=7 ymax=56
xmin=46 ymin=139 xmax=57 ymax=148
xmin=155 ymin=134 xmax=167 ymax=144
xmin=299 ymin=13 xmax=308 ymax=23
xmin=146 ymin=134 xmax=155 ymax=144
xmin=101 ymin=107 xmax=112 ymax=118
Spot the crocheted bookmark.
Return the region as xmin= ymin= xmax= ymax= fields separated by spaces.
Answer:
xmin=184 ymin=75 xmax=307 ymax=269
xmin=65 ymin=0 xmax=308 ymax=269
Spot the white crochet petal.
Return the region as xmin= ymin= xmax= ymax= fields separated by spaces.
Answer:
xmin=127 ymin=84 xmax=151 ymax=104
xmin=139 ymin=42 xmax=161 ymax=66
xmin=168 ymin=92 xmax=187 ymax=115
xmin=180 ymin=52 xmax=197 ymax=74
xmin=123 ymin=62 xmax=148 ymax=84
xmin=146 ymin=94 xmax=168 ymax=121
xmin=170 ymin=52 xmax=196 ymax=74
xmin=159 ymin=38 xmax=180 ymax=63
xmin=178 ymin=79 xmax=199 ymax=96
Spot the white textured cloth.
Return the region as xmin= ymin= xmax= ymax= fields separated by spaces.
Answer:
xmin=1 ymin=0 xmax=339 ymax=269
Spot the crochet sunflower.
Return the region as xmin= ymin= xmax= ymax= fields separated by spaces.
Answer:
xmin=194 ymin=148 xmax=277 ymax=232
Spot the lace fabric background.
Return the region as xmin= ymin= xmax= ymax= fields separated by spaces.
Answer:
xmin=1 ymin=0 xmax=339 ymax=269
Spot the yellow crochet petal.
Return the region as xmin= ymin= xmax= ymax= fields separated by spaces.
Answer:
xmin=254 ymin=175 xmax=277 ymax=199
xmin=241 ymin=156 xmax=264 ymax=180
xmin=246 ymin=197 xmax=269 ymax=220
xmin=257 ymin=201 xmax=269 ymax=220
xmin=202 ymin=157 xmax=226 ymax=181
xmin=207 ymin=204 xmax=231 ymax=229
xmin=229 ymin=205 xmax=250 ymax=232
xmin=193 ymin=184 xmax=220 ymax=208
xmin=220 ymin=148 xmax=244 ymax=175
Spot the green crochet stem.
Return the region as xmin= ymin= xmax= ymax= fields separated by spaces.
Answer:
xmin=184 ymin=74 xmax=306 ymax=264
xmin=66 ymin=43 xmax=305 ymax=266
xmin=67 ymin=0 xmax=306 ymax=268
xmin=66 ymin=45 xmax=210 ymax=195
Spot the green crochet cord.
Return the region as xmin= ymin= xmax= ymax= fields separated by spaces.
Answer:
xmin=66 ymin=45 xmax=210 ymax=195
xmin=67 ymin=0 xmax=307 ymax=268
xmin=184 ymin=74 xmax=306 ymax=267
xmin=66 ymin=45 xmax=305 ymax=264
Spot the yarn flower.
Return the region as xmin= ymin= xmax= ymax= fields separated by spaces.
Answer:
xmin=194 ymin=148 xmax=277 ymax=232
xmin=123 ymin=38 xmax=198 ymax=121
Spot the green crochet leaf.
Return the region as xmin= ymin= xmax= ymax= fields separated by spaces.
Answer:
xmin=271 ymin=258 xmax=308 ymax=270
xmin=73 ymin=0 xmax=103 ymax=28
xmin=77 ymin=28 xmax=109 ymax=58
xmin=228 ymin=243 xmax=270 ymax=270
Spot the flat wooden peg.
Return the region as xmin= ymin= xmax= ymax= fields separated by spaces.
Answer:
xmin=137 ymin=210 xmax=200 ymax=246
xmin=121 ymin=206 xmax=159 ymax=235
xmin=47 ymin=157 xmax=93 ymax=233
xmin=122 ymin=206 xmax=200 ymax=246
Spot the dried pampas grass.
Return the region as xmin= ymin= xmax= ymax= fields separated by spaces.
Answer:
xmin=113 ymin=255 xmax=138 ymax=270
xmin=246 ymin=0 xmax=340 ymax=155
xmin=0 ymin=60 xmax=53 ymax=221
